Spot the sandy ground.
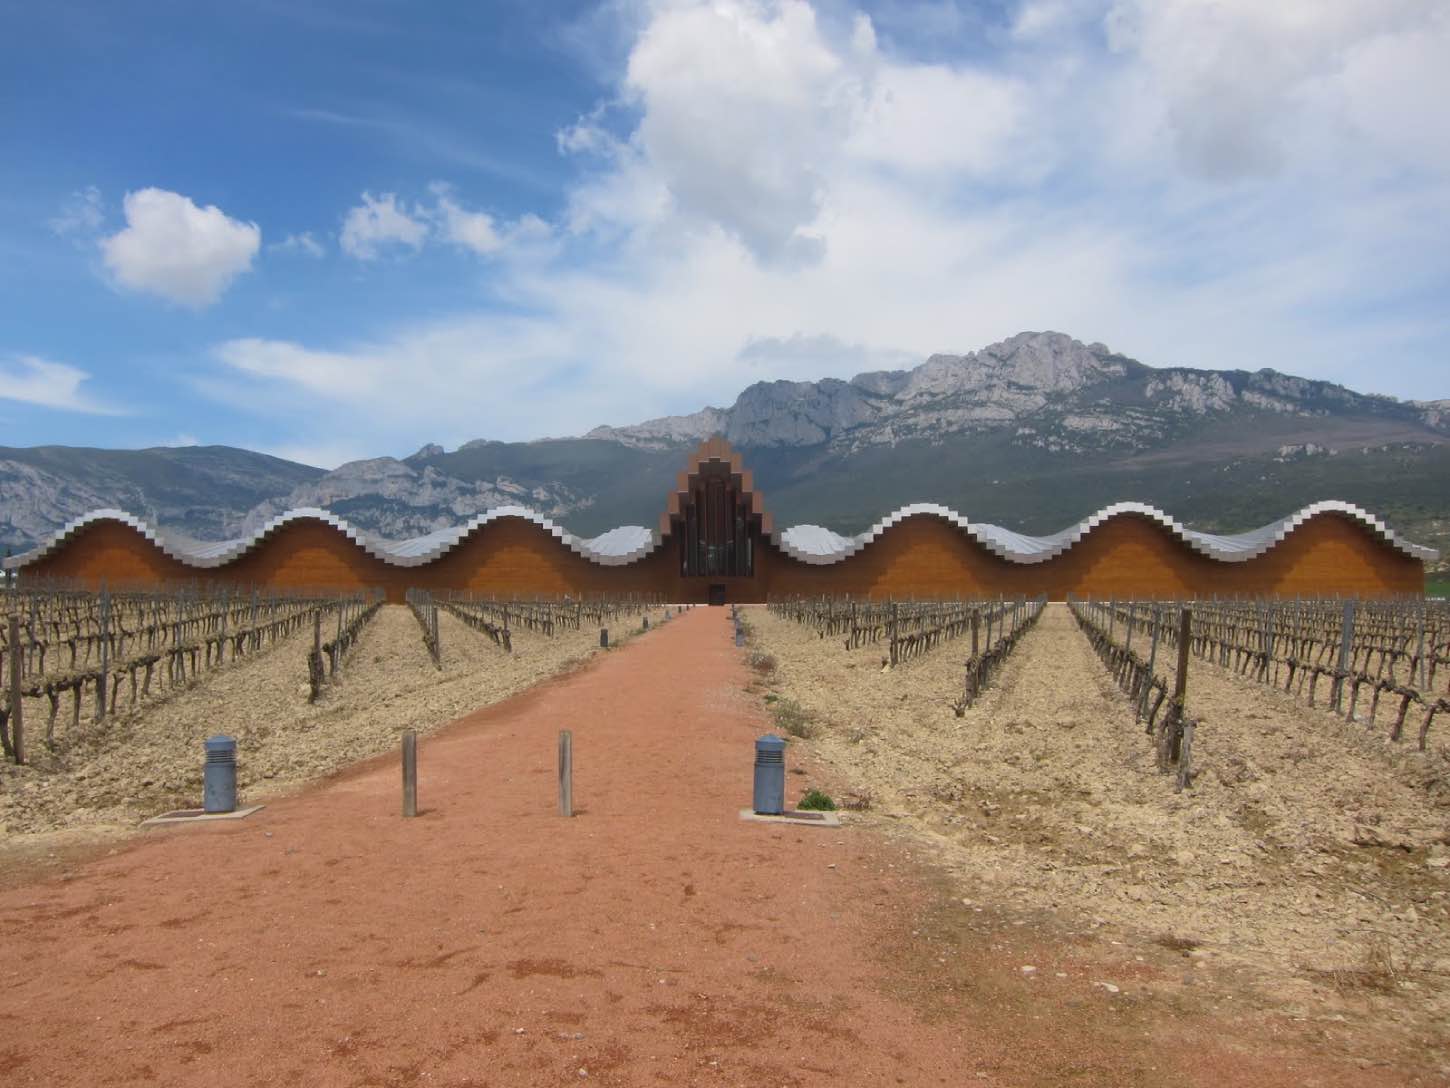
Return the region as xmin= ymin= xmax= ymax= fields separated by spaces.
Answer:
xmin=0 ymin=605 xmax=639 ymax=840
xmin=748 ymin=603 xmax=1450 ymax=1063
xmin=0 ymin=606 xmax=1435 ymax=1088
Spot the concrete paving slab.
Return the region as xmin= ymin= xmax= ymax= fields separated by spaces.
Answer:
xmin=141 ymin=804 xmax=266 ymax=827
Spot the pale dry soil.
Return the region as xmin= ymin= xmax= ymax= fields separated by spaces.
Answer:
xmin=0 ymin=605 xmax=651 ymax=845
xmin=748 ymin=603 xmax=1450 ymax=1071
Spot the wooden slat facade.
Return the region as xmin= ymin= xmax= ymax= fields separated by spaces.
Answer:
xmin=9 ymin=440 xmax=1428 ymax=600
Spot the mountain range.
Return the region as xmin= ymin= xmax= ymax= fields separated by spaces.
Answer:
xmin=3 ymin=331 xmax=1447 ymax=567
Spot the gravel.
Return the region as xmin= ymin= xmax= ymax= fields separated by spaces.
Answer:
xmin=750 ymin=602 xmax=1450 ymax=1030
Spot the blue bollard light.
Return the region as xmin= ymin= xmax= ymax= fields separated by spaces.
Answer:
xmin=203 ymin=735 xmax=237 ymax=814
xmin=753 ymin=734 xmax=786 ymax=815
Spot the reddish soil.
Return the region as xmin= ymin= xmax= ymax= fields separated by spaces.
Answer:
xmin=0 ymin=609 xmax=1434 ymax=1087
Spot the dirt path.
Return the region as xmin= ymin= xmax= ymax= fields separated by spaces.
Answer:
xmin=750 ymin=603 xmax=1450 ymax=1075
xmin=0 ymin=608 xmax=1436 ymax=1087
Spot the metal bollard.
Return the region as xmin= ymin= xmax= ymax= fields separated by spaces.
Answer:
xmin=558 ymin=729 xmax=573 ymax=817
xmin=203 ymin=735 xmax=237 ymax=814
xmin=402 ymin=730 xmax=417 ymax=818
xmin=752 ymin=734 xmax=786 ymax=815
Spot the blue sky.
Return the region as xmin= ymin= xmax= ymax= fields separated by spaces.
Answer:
xmin=2 ymin=0 xmax=1447 ymax=467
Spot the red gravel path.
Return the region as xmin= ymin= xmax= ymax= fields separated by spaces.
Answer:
xmin=0 ymin=609 xmax=1421 ymax=1087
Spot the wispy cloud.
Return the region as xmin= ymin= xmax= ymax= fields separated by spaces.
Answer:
xmin=0 ymin=355 xmax=122 ymax=415
xmin=269 ymin=231 xmax=325 ymax=258
xmin=49 ymin=186 xmax=104 ymax=239
xmin=335 ymin=185 xmax=552 ymax=262
xmin=285 ymin=106 xmax=559 ymax=191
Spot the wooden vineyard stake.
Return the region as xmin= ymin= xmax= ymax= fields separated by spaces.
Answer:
xmin=1415 ymin=602 xmax=1427 ymax=689
xmin=1175 ymin=718 xmax=1195 ymax=793
xmin=1165 ymin=609 xmax=1189 ymax=760
xmin=96 ymin=586 xmax=109 ymax=720
xmin=8 ymin=612 xmax=22 ymax=765
xmin=1139 ymin=606 xmax=1160 ymax=726
xmin=1159 ymin=607 xmax=1191 ymax=770
xmin=1333 ymin=601 xmax=1355 ymax=712
xmin=889 ymin=601 xmax=899 ymax=667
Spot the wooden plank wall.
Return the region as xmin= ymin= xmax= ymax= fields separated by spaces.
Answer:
xmin=15 ymin=509 xmax=1425 ymax=600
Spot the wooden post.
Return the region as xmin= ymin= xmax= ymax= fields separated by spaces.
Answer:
xmin=971 ymin=609 xmax=980 ymax=656
xmin=889 ymin=601 xmax=899 ymax=667
xmin=314 ymin=610 xmax=322 ymax=658
xmin=1170 ymin=608 xmax=1191 ymax=763
xmin=558 ymin=729 xmax=573 ymax=817
xmin=1415 ymin=601 xmax=1427 ymax=689
xmin=8 ymin=613 xmax=22 ymax=765
xmin=1333 ymin=600 xmax=1355 ymax=711
xmin=1176 ymin=718 xmax=1195 ymax=792
xmin=402 ymin=730 xmax=417 ymax=817
xmin=96 ymin=586 xmax=110 ymax=720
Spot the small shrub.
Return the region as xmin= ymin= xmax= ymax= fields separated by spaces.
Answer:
xmin=1315 ymin=937 xmax=1404 ymax=994
xmin=798 ymin=788 xmax=837 ymax=811
xmin=746 ymin=650 xmax=777 ymax=676
xmin=772 ymin=698 xmax=815 ymax=739
xmin=763 ymin=693 xmax=779 ymax=704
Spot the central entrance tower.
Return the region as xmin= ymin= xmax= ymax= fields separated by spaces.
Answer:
xmin=662 ymin=437 xmax=771 ymax=603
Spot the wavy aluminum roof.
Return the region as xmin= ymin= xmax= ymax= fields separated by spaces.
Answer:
xmin=1 ymin=499 xmax=1437 ymax=573
xmin=773 ymin=500 xmax=1438 ymax=565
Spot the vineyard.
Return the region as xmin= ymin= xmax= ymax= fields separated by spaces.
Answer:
xmin=746 ymin=595 xmax=1450 ymax=1030
xmin=0 ymin=582 xmax=666 ymax=836
xmin=1069 ymin=596 xmax=1450 ymax=777
xmin=0 ymin=581 xmax=366 ymax=763
xmin=767 ymin=594 xmax=1047 ymax=709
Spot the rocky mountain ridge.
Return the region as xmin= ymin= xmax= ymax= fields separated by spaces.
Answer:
xmin=2 ymin=332 xmax=1446 ymax=564
xmin=586 ymin=331 xmax=1443 ymax=454
xmin=236 ymin=457 xmax=586 ymax=540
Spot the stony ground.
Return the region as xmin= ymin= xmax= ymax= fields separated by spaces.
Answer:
xmin=0 ymin=604 xmax=646 ymax=839
xmin=747 ymin=602 xmax=1450 ymax=1062
xmin=1 ymin=606 xmax=1437 ymax=1088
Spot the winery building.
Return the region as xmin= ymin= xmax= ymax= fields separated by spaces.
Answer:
xmin=3 ymin=438 xmax=1435 ymax=601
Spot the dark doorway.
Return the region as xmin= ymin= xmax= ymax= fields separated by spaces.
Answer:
xmin=708 ymin=584 xmax=727 ymax=606
xmin=679 ymin=462 xmax=754 ymax=578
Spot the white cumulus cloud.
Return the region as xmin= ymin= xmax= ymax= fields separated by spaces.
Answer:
xmin=100 ymin=188 xmax=260 ymax=307
xmin=206 ymin=0 xmax=1450 ymax=449
xmin=339 ymin=192 xmax=429 ymax=260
